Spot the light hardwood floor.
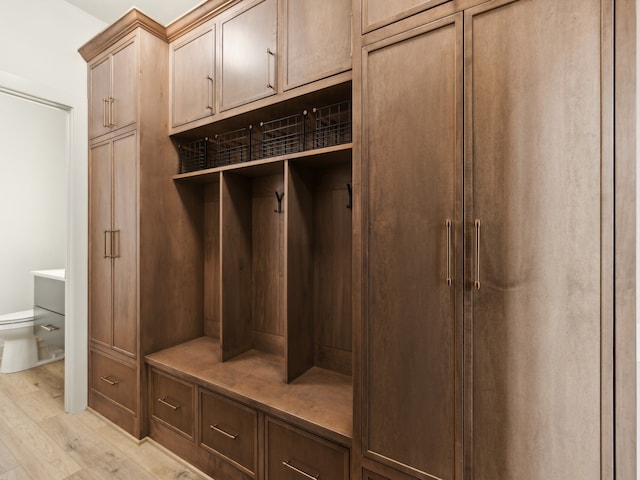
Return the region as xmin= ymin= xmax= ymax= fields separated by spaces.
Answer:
xmin=0 ymin=361 xmax=212 ymax=480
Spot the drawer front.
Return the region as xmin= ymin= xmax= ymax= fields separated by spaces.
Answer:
xmin=34 ymin=276 xmax=65 ymax=314
xmin=33 ymin=306 xmax=64 ymax=348
xmin=200 ymin=389 xmax=257 ymax=475
xmin=151 ymin=370 xmax=195 ymax=439
xmin=266 ymin=417 xmax=349 ymax=480
xmin=90 ymin=349 xmax=136 ymax=413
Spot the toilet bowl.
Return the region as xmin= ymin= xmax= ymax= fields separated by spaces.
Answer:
xmin=0 ymin=309 xmax=37 ymax=373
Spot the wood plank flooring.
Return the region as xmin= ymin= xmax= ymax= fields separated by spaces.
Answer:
xmin=0 ymin=361 xmax=212 ymax=480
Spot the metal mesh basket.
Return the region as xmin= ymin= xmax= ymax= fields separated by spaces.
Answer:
xmin=177 ymin=137 xmax=215 ymax=173
xmin=312 ymin=101 xmax=352 ymax=149
xmin=215 ymin=127 xmax=252 ymax=166
xmin=255 ymin=111 xmax=310 ymax=160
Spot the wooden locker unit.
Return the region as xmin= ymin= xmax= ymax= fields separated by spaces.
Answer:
xmin=81 ymin=10 xmax=204 ymax=439
xmin=354 ymin=0 xmax=635 ymax=478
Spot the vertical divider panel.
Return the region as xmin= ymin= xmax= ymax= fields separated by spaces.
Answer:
xmin=285 ymin=161 xmax=315 ymax=382
xmin=204 ymin=177 xmax=221 ymax=339
xmin=220 ymin=171 xmax=253 ymax=361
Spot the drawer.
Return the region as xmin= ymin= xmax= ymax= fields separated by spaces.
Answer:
xmin=34 ymin=276 xmax=65 ymax=314
xmin=33 ymin=306 xmax=64 ymax=348
xmin=90 ymin=349 xmax=136 ymax=413
xmin=266 ymin=417 xmax=349 ymax=480
xmin=200 ymin=389 xmax=257 ymax=475
xmin=151 ymin=370 xmax=195 ymax=439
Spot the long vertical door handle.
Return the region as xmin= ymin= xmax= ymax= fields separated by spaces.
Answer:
xmin=112 ymin=230 xmax=120 ymax=258
xmin=103 ymin=230 xmax=111 ymax=258
xmin=108 ymin=96 xmax=115 ymax=127
xmin=103 ymin=98 xmax=109 ymax=127
xmin=446 ymin=220 xmax=452 ymax=286
xmin=206 ymin=75 xmax=214 ymax=110
xmin=474 ymin=219 xmax=481 ymax=290
xmin=266 ymin=48 xmax=275 ymax=90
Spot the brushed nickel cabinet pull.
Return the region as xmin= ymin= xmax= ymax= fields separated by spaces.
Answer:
xmin=157 ymin=397 xmax=180 ymax=410
xmin=446 ymin=219 xmax=452 ymax=286
xmin=474 ymin=219 xmax=481 ymax=290
xmin=266 ymin=48 xmax=275 ymax=90
xmin=102 ymin=98 xmax=109 ymax=127
xmin=282 ymin=460 xmax=319 ymax=479
xmin=40 ymin=324 xmax=59 ymax=332
xmin=210 ymin=424 xmax=238 ymax=440
xmin=108 ymin=96 xmax=115 ymax=127
xmin=206 ymin=75 xmax=214 ymax=110
xmin=100 ymin=376 xmax=119 ymax=386
xmin=104 ymin=230 xmax=110 ymax=258
xmin=112 ymin=230 xmax=120 ymax=258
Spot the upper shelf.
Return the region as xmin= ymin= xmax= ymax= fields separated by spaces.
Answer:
xmin=173 ymin=143 xmax=353 ymax=182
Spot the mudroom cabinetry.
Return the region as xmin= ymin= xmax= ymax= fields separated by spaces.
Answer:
xmin=355 ymin=0 xmax=633 ymax=479
xmin=81 ymin=11 xmax=203 ymax=438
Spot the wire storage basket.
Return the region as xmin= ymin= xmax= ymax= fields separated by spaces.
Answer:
xmin=254 ymin=111 xmax=311 ymax=160
xmin=177 ymin=137 xmax=215 ymax=173
xmin=215 ymin=127 xmax=253 ymax=166
xmin=312 ymin=101 xmax=352 ymax=149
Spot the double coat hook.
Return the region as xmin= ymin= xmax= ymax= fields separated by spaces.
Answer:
xmin=274 ymin=191 xmax=284 ymax=214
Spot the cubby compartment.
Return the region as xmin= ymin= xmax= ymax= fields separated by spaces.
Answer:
xmin=286 ymin=156 xmax=352 ymax=381
xmin=220 ymin=163 xmax=285 ymax=361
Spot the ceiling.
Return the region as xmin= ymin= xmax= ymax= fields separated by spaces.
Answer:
xmin=63 ymin=0 xmax=207 ymax=26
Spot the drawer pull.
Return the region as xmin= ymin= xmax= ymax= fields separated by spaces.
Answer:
xmin=100 ymin=376 xmax=119 ymax=386
xmin=157 ymin=397 xmax=181 ymax=411
xmin=40 ymin=324 xmax=59 ymax=332
xmin=210 ymin=424 xmax=238 ymax=440
xmin=282 ymin=460 xmax=320 ymax=479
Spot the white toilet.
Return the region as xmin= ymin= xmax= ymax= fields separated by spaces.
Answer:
xmin=0 ymin=309 xmax=37 ymax=374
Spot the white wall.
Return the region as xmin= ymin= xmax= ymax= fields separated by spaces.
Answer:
xmin=0 ymin=0 xmax=105 ymax=413
xmin=0 ymin=92 xmax=68 ymax=313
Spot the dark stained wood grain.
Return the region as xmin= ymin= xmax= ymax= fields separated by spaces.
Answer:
xmin=204 ymin=181 xmax=221 ymax=338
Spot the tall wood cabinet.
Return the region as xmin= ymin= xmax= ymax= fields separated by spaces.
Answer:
xmin=81 ymin=11 xmax=203 ymax=438
xmin=354 ymin=0 xmax=634 ymax=479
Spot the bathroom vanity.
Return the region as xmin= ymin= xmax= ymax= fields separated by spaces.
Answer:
xmin=31 ymin=269 xmax=65 ymax=354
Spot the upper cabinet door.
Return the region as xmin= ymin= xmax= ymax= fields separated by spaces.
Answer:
xmin=171 ymin=21 xmax=216 ymax=128
xmin=363 ymin=14 xmax=462 ymax=480
xmin=220 ymin=0 xmax=277 ymax=111
xmin=282 ymin=0 xmax=351 ymax=91
xmin=88 ymin=38 xmax=137 ymax=140
xmin=89 ymin=56 xmax=112 ymax=139
xmin=362 ymin=0 xmax=448 ymax=33
xmin=110 ymin=41 xmax=137 ymax=133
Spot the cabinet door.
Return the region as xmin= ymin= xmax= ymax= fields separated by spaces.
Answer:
xmin=89 ymin=56 xmax=112 ymax=139
xmin=89 ymin=141 xmax=113 ymax=346
xmin=110 ymin=41 xmax=137 ymax=133
xmin=282 ymin=0 xmax=351 ymax=90
xmin=465 ymin=0 xmax=607 ymax=478
xmin=363 ymin=14 xmax=462 ymax=480
xmin=111 ymin=132 xmax=137 ymax=357
xmin=220 ymin=0 xmax=277 ymax=110
xmin=171 ymin=22 xmax=215 ymax=128
xmin=362 ymin=0 xmax=448 ymax=33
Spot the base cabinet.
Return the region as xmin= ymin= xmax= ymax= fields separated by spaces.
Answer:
xmin=148 ymin=366 xmax=350 ymax=480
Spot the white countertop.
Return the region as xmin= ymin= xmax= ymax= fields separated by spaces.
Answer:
xmin=31 ymin=269 xmax=66 ymax=282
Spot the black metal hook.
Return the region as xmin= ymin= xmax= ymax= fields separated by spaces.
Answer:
xmin=275 ymin=191 xmax=284 ymax=214
xmin=346 ymin=183 xmax=352 ymax=209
